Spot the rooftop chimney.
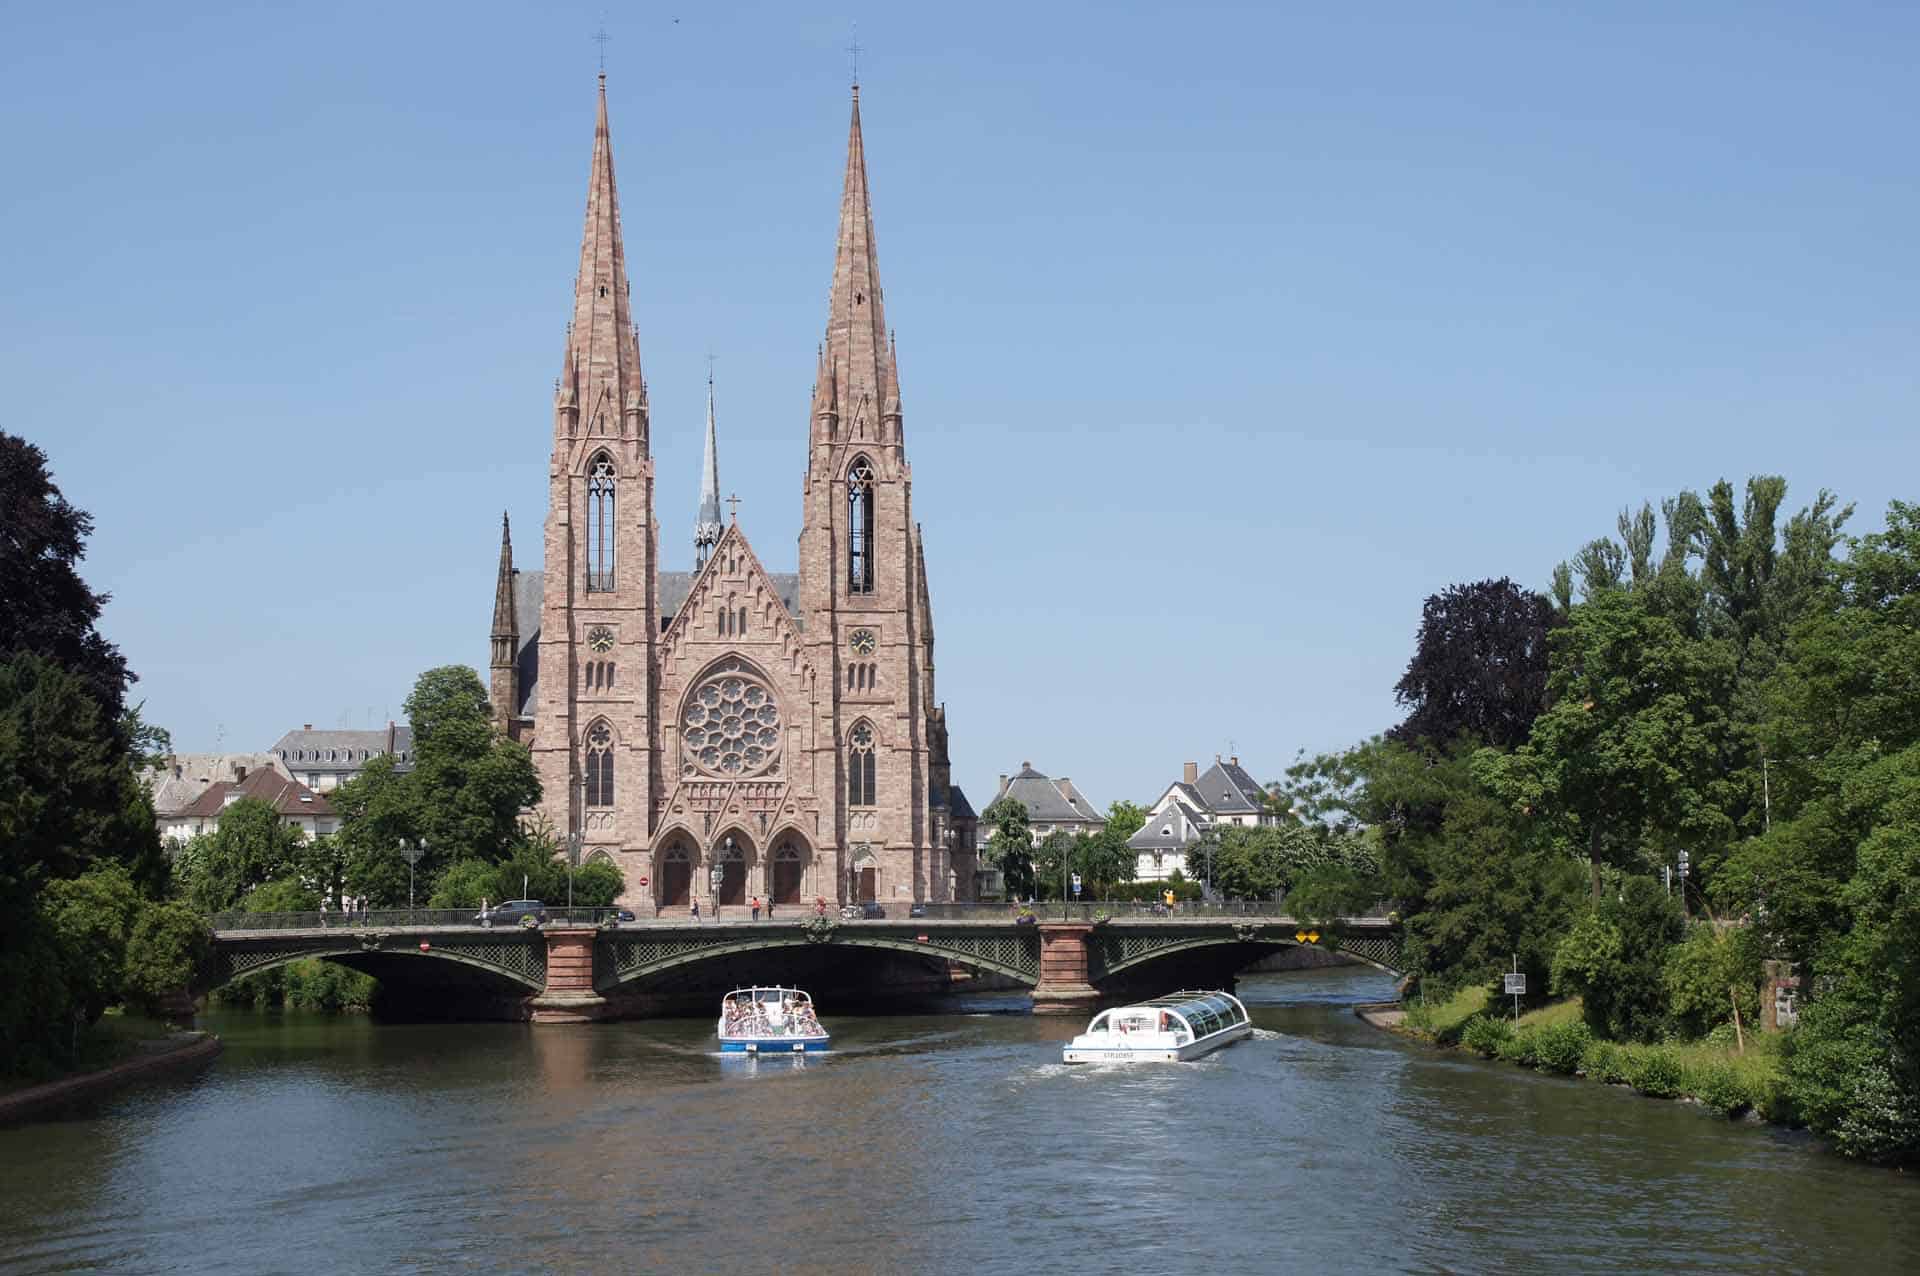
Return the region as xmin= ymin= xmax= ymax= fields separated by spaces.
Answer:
xmin=387 ymin=720 xmax=397 ymax=753
xmin=999 ymin=774 xmax=1008 ymax=791
xmin=1183 ymin=761 xmax=1198 ymax=785
xmin=304 ymin=723 xmax=313 ymax=731
xmin=1230 ymin=755 xmax=1239 ymax=767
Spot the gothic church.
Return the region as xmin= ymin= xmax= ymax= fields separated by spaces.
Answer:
xmin=487 ymin=76 xmax=975 ymax=911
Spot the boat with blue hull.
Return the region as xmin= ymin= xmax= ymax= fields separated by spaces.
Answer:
xmin=718 ymin=987 xmax=831 ymax=1054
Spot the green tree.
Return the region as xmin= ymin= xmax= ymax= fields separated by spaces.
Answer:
xmin=1662 ymin=923 xmax=1762 ymax=1038
xmin=188 ymin=797 xmax=306 ymax=913
xmin=982 ymin=798 xmax=1035 ymax=900
xmin=39 ymin=864 xmax=143 ymax=1024
xmin=1478 ymin=590 xmax=1739 ymax=899
xmin=1550 ymin=876 xmax=1684 ymax=1041
xmin=122 ymin=902 xmax=213 ymax=1014
xmin=1105 ymin=801 xmax=1147 ymax=841
xmin=332 ymin=666 xmax=541 ymax=905
xmin=1031 ymin=829 xmax=1077 ymax=900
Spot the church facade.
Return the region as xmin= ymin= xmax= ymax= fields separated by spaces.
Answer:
xmin=487 ymin=77 xmax=975 ymax=912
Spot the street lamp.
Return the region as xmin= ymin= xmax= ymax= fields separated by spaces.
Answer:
xmin=710 ymin=834 xmax=732 ymax=917
xmin=566 ymin=831 xmax=582 ymax=910
xmin=399 ymin=837 xmax=427 ymax=916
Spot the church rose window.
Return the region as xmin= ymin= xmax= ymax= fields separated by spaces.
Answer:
xmin=847 ymin=457 xmax=875 ymax=596
xmin=586 ymin=453 xmax=616 ymax=592
xmin=682 ymin=663 xmax=782 ymax=778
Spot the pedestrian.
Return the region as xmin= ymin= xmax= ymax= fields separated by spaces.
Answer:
xmin=691 ymin=896 xmax=701 ymax=924
xmin=815 ymin=896 xmax=827 ymax=917
xmin=751 ymin=895 xmax=761 ymax=921
xmin=318 ymin=895 xmax=329 ymax=928
xmin=766 ymin=897 xmax=776 ymax=920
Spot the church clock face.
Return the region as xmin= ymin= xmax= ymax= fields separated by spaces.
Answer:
xmin=849 ymin=628 xmax=877 ymax=656
xmin=587 ymin=625 xmax=615 ymax=653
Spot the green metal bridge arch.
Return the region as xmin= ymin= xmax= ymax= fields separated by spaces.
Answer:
xmin=205 ymin=931 xmax=548 ymax=995
xmin=595 ymin=919 xmax=1042 ymax=990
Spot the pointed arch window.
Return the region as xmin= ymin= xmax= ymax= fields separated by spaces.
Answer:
xmin=847 ymin=720 xmax=877 ymax=807
xmin=585 ymin=719 xmax=614 ymax=807
xmin=586 ymin=453 xmax=616 ymax=592
xmin=847 ymin=457 xmax=875 ymax=596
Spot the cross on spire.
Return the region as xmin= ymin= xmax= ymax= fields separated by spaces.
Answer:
xmin=593 ymin=18 xmax=611 ymax=73
xmin=726 ymin=493 xmax=741 ymax=523
xmin=847 ymin=21 xmax=861 ymax=88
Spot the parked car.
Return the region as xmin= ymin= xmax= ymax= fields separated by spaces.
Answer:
xmin=840 ymin=900 xmax=887 ymax=920
xmin=476 ymin=899 xmax=547 ymax=928
xmin=604 ymin=906 xmax=636 ymax=923
xmin=907 ymin=903 xmax=927 ymax=919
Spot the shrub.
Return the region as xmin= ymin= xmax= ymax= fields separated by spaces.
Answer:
xmin=1622 ymin=1046 xmax=1684 ymax=1099
xmin=1551 ymin=876 xmax=1683 ymax=1042
xmin=1580 ymin=1038 xmax=1626 ymax=1083
xmin=1496 ymin=1025 xmax=1536 ymax=1065
xmin=571 ymin=858 xmax=625 ymax=907
xmin=123 ymin=901 xmax=213 ymax=1012
xmin=429 ymin=858 xmax=499 ymax=909
xmin=1689 ymin=1060 xmax=1754 ymax=1117
xmin=1530 ymin=1019 xmax=1593 ymax=1075
xmin=1663 ymin=924 xmax=1761 ymax=1039
xmin=40 ymin=864 xmax=143 ymax=1023
xmin=1460 ymin=1015 xmax=1513 ymax=1058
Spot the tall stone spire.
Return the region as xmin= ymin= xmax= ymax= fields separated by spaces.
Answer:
xmin=488 ymin=512 xmax=519 ymax=731
xmin=693 ymin=368 xmax=722 ymax=568
xmin=563 ymin=74 xmax=647 ymax=445
xmin=823 ymin=85 xmax=894 ymax=440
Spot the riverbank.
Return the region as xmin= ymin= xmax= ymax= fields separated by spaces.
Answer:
xmin=1361 ymin=989 xmax=1792 ymax=1122
xmin=0 ymin=1029 xmax=221 ymax=1126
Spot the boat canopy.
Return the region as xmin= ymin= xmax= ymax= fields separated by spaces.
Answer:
xmin=1090 ymin=982 xmax=1251 ymax=1036
xmin=723 ymin=986 xmax=814 ymax=1006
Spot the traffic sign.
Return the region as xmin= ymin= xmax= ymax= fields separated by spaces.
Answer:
xmin=1071 ymin=873 xmax=1082 ymax=897
xmin=1503 ymin=973 xmax=1527 ymax=995
xmin=638 ymin=876 xmax=650 ymax=887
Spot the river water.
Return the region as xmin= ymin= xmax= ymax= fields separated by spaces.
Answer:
xmin=3 ymin=967 xmax=1916 ymax=1275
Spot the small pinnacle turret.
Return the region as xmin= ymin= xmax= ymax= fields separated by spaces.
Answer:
xmin=693 ymin=370 xmax=723 ymax=569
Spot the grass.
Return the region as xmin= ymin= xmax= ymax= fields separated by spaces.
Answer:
xmin=1402 ymin=984 xmax=1488 ymax=1043
xmin=1395 ymin=992 xmax=1791 ymax=1122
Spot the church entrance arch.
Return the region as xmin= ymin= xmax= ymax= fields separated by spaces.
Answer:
xmin=849 ymin=843 xmax=878 ymax=903
xmin=771 ymin=836 xmax=809 ymax=905
xmin=656 ymin=838 xmax=695 ymax=910
xmin=713 ymin=831 xmax=753 ymax=907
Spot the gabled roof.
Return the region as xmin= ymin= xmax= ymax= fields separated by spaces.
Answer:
xmin=1128 ymin=801 xmax=1205 ymax=850
xmin=947 ymin=784 xmax=976 ymax=822
xmin=177 ymin=767 xmax=332 ymax=821
xmin=991 ymin=763 xmax=1104 ymax=825
xmin=271 ymin=726 xmax=413 ymax=765
xmin=1193 ymin=760 xmax=1266 ymax=814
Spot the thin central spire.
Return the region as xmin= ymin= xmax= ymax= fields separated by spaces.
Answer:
xmin=693 ymin=366 xmax=723 ymax=569
xmin=822 ymin=84 xmax=893 ymax=439
xmin=562 ymin=75 xmax=645 ymax=442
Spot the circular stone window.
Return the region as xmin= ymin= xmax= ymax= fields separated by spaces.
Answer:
xmin=682 ymin=663 xmax=781 ymax=778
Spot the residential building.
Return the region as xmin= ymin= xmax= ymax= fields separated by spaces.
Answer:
xmin=145 ymin=754 xmax=287 ymax=841
xmin=166 ymin=767 xmax=338 ymax=842
xmin=1129 ymin=756 xmax=1277 ymax=881
xmin=269 ymin=721 xmax=414 ymax=792
xmin=981 ymin=763 xmax=1106 ymax=844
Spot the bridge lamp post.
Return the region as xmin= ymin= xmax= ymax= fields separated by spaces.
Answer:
xmin=566 ymin=831 xmax=582 ymax=911
xmin=399 ymin=838 xmax=427 ymax=917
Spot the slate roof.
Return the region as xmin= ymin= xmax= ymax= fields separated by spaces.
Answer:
xmin=271 ymin=725 xmax=414 ymax=768
xmin=991 ymin=764 xmax=1105 ymax=825
xmin=177 ymin=767 xmax=333 ymax=821
xmin=1128 ymin=800 xmax=1206 ymax=850
xmin=1193 ymin=760 xmax=1266 ymax=814
xmin=947 ymin=783 xmax=976 ymax=823
xmin=508 ymin=567 xmax=803 ymax=719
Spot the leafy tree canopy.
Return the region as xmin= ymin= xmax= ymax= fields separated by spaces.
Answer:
xmin=1390 ymin=578 xmax=1557 ymax=751
xmin=0 ymin=432 xmax=134 ymax=727
xmin=981 ymin=798 xmax=1035 ymax=900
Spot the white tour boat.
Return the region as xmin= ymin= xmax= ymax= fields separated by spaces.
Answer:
xmin=717 ymin=986 xmax=831 ymax=1054
xmin=1062 ymin=990 xmax=1252 ymax=1063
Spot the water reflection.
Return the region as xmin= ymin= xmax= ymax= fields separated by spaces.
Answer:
xmin=1 ymin=969 xmax=1917 ymax=1274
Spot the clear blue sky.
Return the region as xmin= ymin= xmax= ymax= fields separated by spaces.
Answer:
xmin=4 ymin=1 xmax=1915 ymax=807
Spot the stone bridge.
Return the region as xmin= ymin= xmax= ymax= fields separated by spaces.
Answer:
xmin=205 ymin=909 xmax=1402 ymax=1022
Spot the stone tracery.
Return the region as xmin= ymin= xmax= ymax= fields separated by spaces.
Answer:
xmin=682 ymin=660 xmax=782 ymax=778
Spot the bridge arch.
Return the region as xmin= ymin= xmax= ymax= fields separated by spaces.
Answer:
xmin=1090 ymin=927 xmax=1403 ymax=984
xmin=595 ymin=922 xmax=1040 ymax=993
xmin=206 ymin=934 xmax=547 ymax=998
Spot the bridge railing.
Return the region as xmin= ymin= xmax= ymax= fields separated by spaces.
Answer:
xmin=209 ymin=907 xmax=629 ymax=932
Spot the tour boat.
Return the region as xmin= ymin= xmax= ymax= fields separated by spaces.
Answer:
xmin=1062 ymin=990 xmax=1252 ymax=1063
xmin=717 ymin=986 xmax=832 ymax=1054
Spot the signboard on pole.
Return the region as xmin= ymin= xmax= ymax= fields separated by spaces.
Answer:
xmin=1503 ymin=973 xmax=1527 ymax=996
xmin=1071 ymin=873 xmax=1082 ymax=898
